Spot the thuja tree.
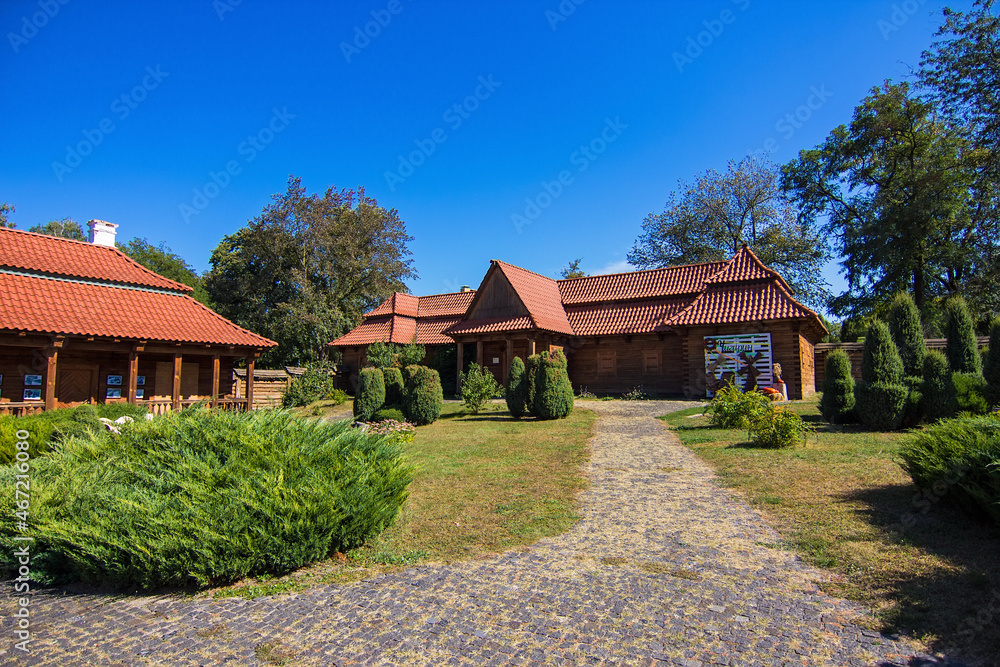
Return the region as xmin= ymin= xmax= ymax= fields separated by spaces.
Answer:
xmin=353 ymin=367 xmax=385 ymax=421
xmin=945 ymin=297 xmax=982 ymax=374
xmin=525 ymin=354 xmax=541 ymax=417
xmin=403 ymin=365 xmax=443 ymax=425
xmin=856 ymin=321 xmax=908 ymax=431
xmin=382 ymin=367 xmax=404 ymax=406
xmin=922 ymin=350 xmax=957 ymax=421
xmin=506 ymin=356 xmax=528 ymax=419
xmin=819 ymin=349 xmax=855 ymax=424
xmin=887 ymin=292 xmax=926 ymax=424
xmin=533 ymin=350 xmax=574 ymax=420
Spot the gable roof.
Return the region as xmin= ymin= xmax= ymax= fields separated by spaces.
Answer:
xmin=330 ymin=290 xmax=475 ymax=347
xmin=0 ymin=227 xmax=275 ymax=349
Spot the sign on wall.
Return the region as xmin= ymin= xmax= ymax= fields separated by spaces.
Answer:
xmin=704 ymin=334 xmax=773 ymax=397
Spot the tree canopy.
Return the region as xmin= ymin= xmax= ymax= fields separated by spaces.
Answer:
xmin=205 ymin=176 xmax=416 ymax=367
xmin=0 ymin=202 xmax=14 ymax=229
xmin=628 ymin=154 xmax=830 ymax=309
xmin=559 ymin=258 xmax=587 ymax=279
xmin=117 ymin=237 xmax=210 ymax=305
xmin=28 ymin=218 xmax=86 ymax=241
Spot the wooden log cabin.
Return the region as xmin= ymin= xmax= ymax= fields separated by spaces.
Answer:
xmin=0 ymin=222 xmax=276 ymax=414
xmin=332 ymin=246 xmax=828 ymax=399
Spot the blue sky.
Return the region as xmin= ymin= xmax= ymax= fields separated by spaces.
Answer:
xmin=1 ymin=0 xmax=974 ymax=314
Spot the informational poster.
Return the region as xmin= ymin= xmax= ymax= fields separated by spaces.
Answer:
xmin=704 ymin=334 xmax=773 ymax=397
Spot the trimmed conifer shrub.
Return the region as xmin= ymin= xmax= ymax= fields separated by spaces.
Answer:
xmin=525 ymin=354 xmax=541 ymax=417
xmin=506 ymin=356 xmax=528 ymax=419
xmin=403 ymin=365 xmax=443 ymax=425
xmin=533 ymin=350 xmax=574 ymax=420
xmin=945 ymin=297 xmax=982 ymax=374
xmin=952 ymin=372 xmax=989 ymax=415
xmin=819 ymin=349 xmax=855 ymax=424
xmin=921 ymin=350 xmax=957 ymax=422
xmin=856 ymin=320 xmax=907 ymax=431
xmin=0 ymin=409 xmax=413 ymax=588
xmin=353 ymin=367 xmax=385 ymax=422
xmin=887 ymin=292 xmax=926 ymax=378
xmin=984 ymin=316 xmax=1000 ymax=407
xmin=383 ymin=367 xmax=404 ymax=406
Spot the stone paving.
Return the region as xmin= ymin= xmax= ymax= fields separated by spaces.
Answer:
xmin=3 ymin=400 xmax=945 ymax=666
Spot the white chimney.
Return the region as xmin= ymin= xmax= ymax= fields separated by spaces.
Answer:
xmin=87 ymin=219 xmax=118 ymax=247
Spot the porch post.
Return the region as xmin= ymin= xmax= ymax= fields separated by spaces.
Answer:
xmin=172 ymin=353 xmax=182 ymax=412
xmin=456 ymin=341 xmax=464 ymax=392
xmin=527 ymin=338 xmax=536 ymax=356
xmin=127 ymin=350 xmax=139 ymax=403
xmin=476 ymin=340 xmax=483 ymax=367
xmin=211 ymin=354 xmax=220 ymax=408
xmin=505 ymin=337 xmax=513 ymax=384
xmin=44 ymin=346 xmax=58 ymax=411
xmin=246 ymin=356 xmax=256 ymax=410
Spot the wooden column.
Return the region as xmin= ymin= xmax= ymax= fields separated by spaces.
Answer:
xmin=504 ymin=337 xmax=513 ymax=384
xmin=246 ymin=357 xmax=256 ymax=411
xmin=527 ymin=338 xmax=536 ymax=356
xmin=44 ymin=347 xmax=58 ymax=411
xmin=172 ymin=353 xmax=182 ymax=412
xmin=211 ymin=354 xmax=220 ymax=408
xmin=456 ymin=342 xmax=464 ymax=392
xmin=127 ymin=350 xmax=139 ymax=403
xmin=476 ymin=340 xmax=484 ymax=367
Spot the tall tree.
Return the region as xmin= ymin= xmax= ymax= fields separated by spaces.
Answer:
xmin=117 ymin=237 xmax=210 ymax=305
xmin=28 ymin=218 xmax=86 ymax=241
xmin=782 ymin=81 xmax=993 ymax=318
xmin=205 ymin=176 xmax=416 ymax=367
xmin=629 ymin=154 xmax=830 ymax=309
xmin=559 ymin=258 xmax=587 ymax=279
xmin=0 ymin=202 xmax=14 ymax=229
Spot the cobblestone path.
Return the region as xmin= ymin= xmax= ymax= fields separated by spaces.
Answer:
xmin=6 ymin=401 xmax=933 ymax=666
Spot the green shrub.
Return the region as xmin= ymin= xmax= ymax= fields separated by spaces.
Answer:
xmin=708 ymin=382 xmax=772 ymax=430
xmin=459 ymin=363 xmax=501 ymax=414
xmin=365 ymin=341 xmax=395 ymax=369
xmin=984 ymin=317 xmax=1000 ymax=407
xmin=888 ymin=293 xmax=926 ymax=378
xmin=403 ymin=365 xmax=443 ymax=426
xmin=922 ymin=350 xmax=958 ymax=422
xmin=372 ymin=407 xmax=406 ymax=423
xmin=855 ymin=381 xmax=909 ymax=431
xmin=505 ymin=356 xmax=528 ymax=419
xmin=282 ymin=364 xmax=337 ymax=408
xmin=525 ymin=354 xmax=541 ymax=417
xmin=748 ymin=406 xmax=810 ymax=448
xmin=0 ymin=409 xmax=413 ymax=587
xmin=819 ymin=349 xmax=855 ymax=424
xmin=398 ymin=341 xmax=426 ymax=367
xmin=382 ymin=367 xmax=404 ymax=406
xmin=325 ymin=388 xmax=348 ymax=405
xmin=353 ymin=367 xmax=386 ymax=422
xmin=533 ymin=350 xmax=574 ymax=420
xmin=953 ymin=372 xmax=989 ymax=415
xmin=945 ymin=296 xmax=982 ymax=374
xmin=861 ymin=321 xmax=904 ymax=385
xmin=0 ymin=415 xmax=57 ymax=465
xmin=899 ymin=417 xmax=1000 ymax=526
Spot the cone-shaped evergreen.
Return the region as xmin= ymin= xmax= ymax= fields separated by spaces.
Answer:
xmin=819 ymin=349 xmax=855 ymax=423
xmin=861 ymin=321 xmax=904 ymax=384
xmin=403 ymin=365 xmax=443 ymax=425
xmin=921 ymin=349 xmax=957 ymax=421
xmin=887 ymin=293 xmax=926 ymax=378
xmin=985 ymin=317 xmax=1000 ymax=407
xmin=505 ymin=356 xmax=528 ymax=418
xmin=533 ymin=350 xmax=574 ymax=420
xmin=856 ymin=320 xmax=907 ymax=430
xmin=525 ymin=354 xmax=541 ymax=417
xmin=382 ymin=367 xmax=404 ymax=406
xmin=945 ymin=297 xmax=982 ymax=374
xmin=353 ymin=367 xmax=385 ymax=421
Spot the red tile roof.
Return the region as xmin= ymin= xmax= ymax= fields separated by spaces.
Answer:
xmin=666 ymin=280 xmax=819 ymax=328
xmin=558 ymin=261 xmax=727 ymax=304
xmin=0 ymin=227 xmax=192 ymax=292
xmin=704 ymin=245 xmax=790 ymax=291
xmin=331 ymin=291 xmax=477 ymax=347
xmin=566 ymin=298 xmax=691 ymax=336
xmin=444 ymin=316 xmax=534 ymax=336
xmin=417 ymin=291 xmax=475 ymax=317
xmin=490 ymin=261 xmax=574 ymax=335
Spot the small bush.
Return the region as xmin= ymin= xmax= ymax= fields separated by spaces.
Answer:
xmin=622 ymin=386 xmax=648 ymax=401
xmin=403 ymin=365 xmax=443 ymax=426
xmin=533 ymin=350 xmax=574 ymax=420
xmin=819 ymin=349 xmax=855 ymax=424
xmin=282 ymin=365 xmax=337 ymax=408
xmin=945 ymin=297 xmax=982 ymax=374
xmin=0 ymin=415 xmax=57 ymax=465
xmin=398 ymin=341 xmax=426 ymax=367
xmin=372 ymin=407 xmax=406 ymax=423
xmin=325 ymin=388 xmax=348 ymax=405
xmin=505 ymin=356 xmax=528 ymax=419
xmin=353 ymin=367 xmax=386 ymax=422
xmin=382 ymin=367 xmax=404 ymax=406
xmin=708 ymin=383 xmax=772 ymax=430
xmin=748 ymin=406 xmax=809 ymax=448
xmin=899 ymin=417 xmax=1000 ymax=526
xmin=855 ymin=381 xmax=909 ymax=431
xmin=525 ymin=354 xmax=541 ymax=417
xmin=459 ymin=363 xmax=501 ymax=414
xmin=922 ymin=350 xmax=958 ymax=422
xmin=365 ymin=341 xmax=395 ymax=369
xmin=953 ymin=372 xmax=989 ymax=415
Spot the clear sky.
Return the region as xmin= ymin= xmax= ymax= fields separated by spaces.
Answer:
xmin=1 ymin=0 xmax=974 ymax=312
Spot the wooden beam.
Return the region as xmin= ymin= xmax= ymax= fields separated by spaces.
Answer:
xmin=246 ymin=358 xmax=256 ymax=410
xmin=476 ymin=340 xmax=484 ymax=367
xmin=527 ymin=338 xmax=536 ymax=356
xmin=211 ymin=354 xmax=220 ymax=408
xmin=127 ymin=351 xmax=139 ymax=403
xmin=44 ymin=347 xmax=58 ymax=411
xmin=172 ymin=353 xmax=182 ymax=412
xmin=456 ymin=342 xmax=464 ymax=392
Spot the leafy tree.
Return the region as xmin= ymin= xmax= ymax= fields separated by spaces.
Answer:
xmin=819 ymin=350 xmax=855 ymax=424
xmin=782 ymin=81 xmax=992 ymax=318
xmin=560 ymin=259 xmax=587 ymax=279
xmin=398 ymin=341 xmax=425 ymax=367
xmin=117 ymin=237 xmax=210 ymax=305
xmin=28 ymin=218 xmax=85 ymax=241
xmin=629 ymin=154 xmax=830 ymax=309
xmin=459 ymin=363 xmax=501 ymax=413
xmin=206 ymin=176 xmax=416 ymax=367
xmin=945 ymin=296 xmax=983 ymax=374
xmin=0 ymin=202 xmax=14 ymax=228
xmin=365 ymin=341 xmax=396 ymax=369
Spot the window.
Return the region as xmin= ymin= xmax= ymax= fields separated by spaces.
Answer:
xmin=598 ymin=350 xmax=616 ymax=375
xmin=642 ymin=350 xmax=661 ymax=374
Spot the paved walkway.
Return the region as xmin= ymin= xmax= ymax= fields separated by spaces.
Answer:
xmin=5 ymin=401 xmax=933 ymax=666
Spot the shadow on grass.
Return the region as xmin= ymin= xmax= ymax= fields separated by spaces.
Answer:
xmin=842 ymin=482 xmax=1000 ymax=664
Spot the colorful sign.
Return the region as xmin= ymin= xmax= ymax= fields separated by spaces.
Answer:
xmin=704 ymin=333 xmax=773 ymax=397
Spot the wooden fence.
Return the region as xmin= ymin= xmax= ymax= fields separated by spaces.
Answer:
xmin=814 ymin=336 xmax=990 ymax=386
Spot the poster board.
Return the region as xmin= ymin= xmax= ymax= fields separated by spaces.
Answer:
xmin=704 ymin=333 xmax=773 ymax=397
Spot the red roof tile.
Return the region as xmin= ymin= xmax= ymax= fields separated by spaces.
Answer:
xmin=416 ymin=316 xmax=465 ymax=344
xmin=0 ymin=227 xmax=192 ymax=292
xmin=417 ymin=291 xmax=475 ymax=317
xmin=492 ymin=261 xmax=574 ymax=335
xmin=704 ymin=245 xmax=791 ymax=291
xmin=444 ymin=316 xmax=534 ymax=335
xmin=0 ymin=272 xmax=274 ymax=346
xmin=566 ymin=298 xmax=691 ymax=336
xmin=558 ymin=261 xmax=726 ymax=304
xmin=666 ymin=281 xmax=818 ymax=328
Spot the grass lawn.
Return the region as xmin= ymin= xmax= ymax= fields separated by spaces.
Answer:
xmin=212 ymin=401 xmax=595 ymax=598
xmin=661 ymin=401 xmax=1000 ymax=664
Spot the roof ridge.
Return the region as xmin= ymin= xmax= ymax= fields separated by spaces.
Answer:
xmin=555 ymin=258 xmax=729 ymax=283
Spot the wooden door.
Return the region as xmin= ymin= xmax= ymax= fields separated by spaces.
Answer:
xmin=56 ymin=366 xmax=97 ymax=407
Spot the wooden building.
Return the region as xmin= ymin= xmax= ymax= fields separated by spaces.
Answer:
xmin=331 ymin=247 xmax=827 ymax=400
xmin=0 ymin=224 xmax=276 ymax=414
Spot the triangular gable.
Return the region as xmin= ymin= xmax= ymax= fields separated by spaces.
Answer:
xmin=705 ymin=245 xmax=792 ymax=292
xmin=491 ymin=261 xmax=574 ymax=335
xmin=461 ymin=263 xmax=531 ymax=322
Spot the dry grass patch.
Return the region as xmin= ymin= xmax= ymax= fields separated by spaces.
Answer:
xmin=662 ymin=401 xmax=1000 ymax=665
